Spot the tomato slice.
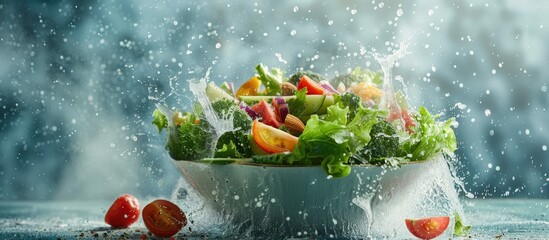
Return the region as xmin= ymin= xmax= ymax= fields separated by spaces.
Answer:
xmin=252 ymin=120 xmax=298 ymax=154
xmin=105 ymin=194 xmax=140 ymax=228
xmin=251 ymin=99 xmax=282 ymax=128
xmin=142 ymin=199 xmax=187 ymax=237
xmin=405 ymin=216 xmax=450 ymax=239
xmin=297 ymin=75 xmax=324 ymax=95
xmin=236 ymin=76 xmax=261 ymax=98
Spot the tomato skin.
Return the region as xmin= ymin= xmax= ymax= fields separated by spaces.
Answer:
xmin=405 ymin=216 xmax=450 ymax=239
xmin=251 ymin=99 xmax=282 ymax=128
xmin=252 ymin=120 xmax=298 ymax=154
xmin=142 ymin=199 xmax=187 ymax=238
xmin=105 ymin=194 xmax=140 ymax=228
xmin=297 ymin=75 xmax=324 ymax=95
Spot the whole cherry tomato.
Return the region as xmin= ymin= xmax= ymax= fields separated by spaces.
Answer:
xmin=105 ymin=194 xmax=140 ymax=228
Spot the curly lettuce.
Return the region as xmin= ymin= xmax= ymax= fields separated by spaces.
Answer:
xmin=398 ymin=107 xmax=457 ymax=161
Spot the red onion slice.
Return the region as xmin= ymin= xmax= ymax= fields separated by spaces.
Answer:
xmin=273 ymin=97 xmax=289 ymax=122
xmin=319 ymin=81 xmax=339 ymax=94
xmin=239 ymin=102 xmax=260 ymax=120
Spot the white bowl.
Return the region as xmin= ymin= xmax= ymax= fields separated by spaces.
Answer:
xmin=175 ymin=156 xmax=458 ymax=238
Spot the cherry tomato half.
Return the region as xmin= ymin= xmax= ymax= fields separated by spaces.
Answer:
xmin=405 ymin=216 xmax=450 ymax=239
xmin=105 ymin=194 xmax=140 ymax=228
xmin=252 ymin=119 xmax=298 ymax=154
xmin=142 ymin=199 xmax=187 ymax=238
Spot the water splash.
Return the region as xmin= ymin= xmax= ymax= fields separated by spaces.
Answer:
xmin=371 ymin=42 xmax=470 ymax=234
xmin=374 ymin=42 xmax=411 ymax=131
xmin=188 ymin=69 xmax=236 ymax=156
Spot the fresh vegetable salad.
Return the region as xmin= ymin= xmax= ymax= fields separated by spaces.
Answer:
xmin=152 ymin=64 xmax=457 ymax=178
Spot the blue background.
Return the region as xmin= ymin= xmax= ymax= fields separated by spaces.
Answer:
xmin=1 ymin=0 xmax=548 ymax=200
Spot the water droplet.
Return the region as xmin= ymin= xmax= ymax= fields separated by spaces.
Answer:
xmin=487 ymin=163 xmax=493 ymax=169
xmin=428 ymin=9 xmax=434 ymax=16
xmin=396 ymin=9 xmax=403 ymax=17
xmin=455 ymin=102 xmax=467 ymax=110
xmin=491 ymin=69 xmax=496 ymax=74
xmin=234 ymin=195 xmax=240 ymax=200
xmin=332 ymin=219 xmax=338 ymax=225
xmin=484 ymin=109 xmax=491 ymax=116
xmin=543 ymin=145 xmax=547 ymax=151
xmin=328 ymin=20 xmax=334 ymax=25
xmin=525 ymin=129 xmax=530 ymax=135
xmin=110 ymin=143 xmax=115 ymax=148
xmin=215 ymin=43 xmax=221 ymax=49
xmin=350 ymin=9 xmax=357 ymax=15
xmin=173 ymin=20 xmax=178 ymax=26
xmin=541 ymin=85 xmax=547 ymax=92
xmin=290 ymin=30 xmax=297 ymax=36
xmin=293 ymin=6 xmax=299 ymax=12
xmin=147 ymin=33 xmax=152 ymax=38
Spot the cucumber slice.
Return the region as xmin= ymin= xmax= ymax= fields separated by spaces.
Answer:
xmin=240 ymin=95 xmax=335 ymax=115
xmin=239 ymin=95 xmax=294 ymax=103
xmin=205 ymin=82 xmax=236 ymax=102
xmin=301 ymin=95 xmax=326 ymax=115
xmin=249 ymin=134 xmax=269 ymax=156
xmin=316 ymin=95 xmax=335 ymax=115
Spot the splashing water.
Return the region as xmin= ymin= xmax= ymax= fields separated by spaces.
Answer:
xmin=364 ymin=42 xmax=470 ymax=236
xmin=375 ymin=42 xmax=411 ymax=131
xmin=188 ymin=69 xmax=236 ymax=156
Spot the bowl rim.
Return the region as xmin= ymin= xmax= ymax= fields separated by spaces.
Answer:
xmin=172 ymin=157 xmax=431 ymax=168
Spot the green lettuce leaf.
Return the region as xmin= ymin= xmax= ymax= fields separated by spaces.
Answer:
xmin=252 ymin=153 xmax=295 ymax=165
xmin=287 ymin=88 xmax=307 ymax=116
xmin=453 ymin=211 xmax=471 ymax=237
xmin=256 ymin=63 xmax=285 ymax=95
xmin=398 ymin=107 xmax=457 ymax=161
xmin=152 ymin=109 xmax=168 ymax=133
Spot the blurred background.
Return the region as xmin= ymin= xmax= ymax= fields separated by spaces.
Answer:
xmin=0 ymin=0 xmax=547 ymax=200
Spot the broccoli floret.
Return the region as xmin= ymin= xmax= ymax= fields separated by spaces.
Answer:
xmin=211 ymin=99 xmax=252 ymax=131
xmin=338 ymin=93 xmax=365 ymax=123
xmin=329 ymin=67 xmax=383 ymax=88
xmin=211 ymin=99 xmax=253 ymax=158
xmin=352 ymin=120 xmax=399 ymax=165
xmin=288 ymin=70 xmax=326 ymax=85
xmin=165 ymin=112 xmax=213 ymax=160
